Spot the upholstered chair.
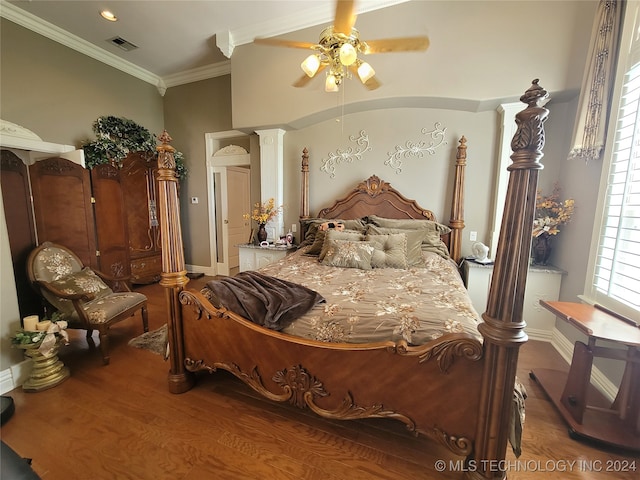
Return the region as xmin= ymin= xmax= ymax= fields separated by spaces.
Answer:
xmin=27 ymin=242 xmax=149 ymax=365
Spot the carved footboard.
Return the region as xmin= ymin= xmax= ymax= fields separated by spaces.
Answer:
xmin=179 ymin=288 xmax=484 ymax=457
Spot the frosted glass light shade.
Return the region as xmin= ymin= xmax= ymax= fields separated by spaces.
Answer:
xmin=301 ymin=55 xmax=321 ymax=77
xmin=357 ymin=62 xmax=375 ymax=83
xmin=325 ymin=75 xmax=339 ymax=92
xmin=339 ymin=43 xmax=357 ymax=66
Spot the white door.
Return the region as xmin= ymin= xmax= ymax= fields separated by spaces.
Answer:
xmin=215 ymin=166 xmax=251 ymax=275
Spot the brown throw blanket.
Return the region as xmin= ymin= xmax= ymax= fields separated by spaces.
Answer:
xmin=204 ymin=271 xmax=325 ymax=331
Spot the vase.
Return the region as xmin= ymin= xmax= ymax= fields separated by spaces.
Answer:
xmin=532 ymin=233 xmax=552 ymax=265
xmin=257 ymin=223 xmax=268 ymax=244
xmin=17 ymin=342 xmax=70 ymax=393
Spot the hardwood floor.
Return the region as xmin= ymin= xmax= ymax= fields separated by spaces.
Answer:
xmin=2 ymin=277 xmax=638 ymax=479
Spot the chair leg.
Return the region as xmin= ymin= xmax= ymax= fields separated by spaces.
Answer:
xmin=141 ymin=305 xmax=149 ymax=333
xmin=98 ymin=329 xmax=110 ymax=365
xmin=86 ymin=329 xmax=96 ymax=348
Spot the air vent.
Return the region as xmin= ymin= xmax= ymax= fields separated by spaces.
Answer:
xmin=108 ymin=36 xmax=138 ymax=52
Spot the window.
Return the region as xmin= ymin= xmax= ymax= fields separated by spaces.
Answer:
xmin=585 ymin=2 xmax=640 ymax=321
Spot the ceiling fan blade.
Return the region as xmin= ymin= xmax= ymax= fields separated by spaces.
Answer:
xmin=363 ymin=36 xmax=430 ymax=54
xmin=254 ymin=37 xmax=318 ymax=50
xmin=293 ymin=64 xmax=327 ymax=88
xmin=293 ymin=74 xmax=314 ymax=88
xmin=334 ymin=0 xmax=357 ymax=35
xmin=362 ymin=75 xmax=381 ymax=91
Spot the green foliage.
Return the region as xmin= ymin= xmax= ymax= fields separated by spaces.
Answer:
xmin=82 ymin=116 xmax=187 ymax=180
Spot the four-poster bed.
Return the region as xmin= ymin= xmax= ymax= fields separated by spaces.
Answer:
xmin=155 ymin=80 xmax=548 ymax=479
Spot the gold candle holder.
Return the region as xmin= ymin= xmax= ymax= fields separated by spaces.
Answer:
xmin=18 ymin=342 xmax=70 ymax=392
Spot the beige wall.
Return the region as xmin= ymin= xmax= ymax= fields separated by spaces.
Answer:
xmin=0 ymin=19 xmax=164 ymax=146
xmin=163 ymin=76 xmax=233 ymax=266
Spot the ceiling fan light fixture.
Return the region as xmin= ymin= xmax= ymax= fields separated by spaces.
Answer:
xmin=357 ymin=61 xmax=375 ymax=83
xmin=339 ymin=43 xmax=357 ymax=66
xmin=301 ymin=54 xmax=321 ymax=77
xmin=325 ymin=74 xmax=339 ymax=93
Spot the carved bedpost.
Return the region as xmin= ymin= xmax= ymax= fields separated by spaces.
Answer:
xmin=448 ymin=136 xmax=467 ymax=264
xmin=156 ymin=130 xmax=195 ymax=394
xmin=466 ymin=80 xmax=547 ymax=479
xmin=300 ymin=148 xmax=310 ymax=220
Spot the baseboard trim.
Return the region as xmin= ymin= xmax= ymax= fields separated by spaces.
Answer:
xmin=0 ymin=369 xmax=14 ymax=395
xmin=524 ymin=327 xmax=552 ymax=342
xmin=550 ymin=328 xmax=618 ymax=403
xmin=0 ymin=359 xmax=31 ymax=395
xmin=185 ymin=264 xmax=216 ymax=276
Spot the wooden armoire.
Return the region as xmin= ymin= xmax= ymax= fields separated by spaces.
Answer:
xmin=1 ymin=151 xmax=162 ymax=317
xmin=119 ymin=152 xmax=162 ymax=284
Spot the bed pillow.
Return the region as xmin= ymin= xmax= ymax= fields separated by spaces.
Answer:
xmin=321 ymin=239 xmax=374 ymax=270
xmin=421 ymin=231 xmax=451 ymax=259
xmin=319 ymin=229 xmax=365 ymax=261
xmin=367 ymin=214 xmax=451 ymax=235
xmin=299 ymin=218 xmax=367 ymax=248
xmin=305 ymin=229 xmax=327 ymax=256
xmin=365 ymin=225 xmax=427 ymax=266
xmin=365 ymin=233 xmax=409 ymax=269
xmin=366 ymin=224 xmax=450 ymax=260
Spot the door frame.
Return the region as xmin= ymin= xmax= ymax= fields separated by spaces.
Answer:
xmin=205 ymin=134 xmax=250 ymax=275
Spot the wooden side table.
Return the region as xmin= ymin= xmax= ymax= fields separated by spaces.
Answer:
xmin=530 ymin=300 xmax=640 ymax=451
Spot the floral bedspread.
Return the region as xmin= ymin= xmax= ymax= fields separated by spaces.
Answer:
xmin=255 ymin=249 xmax=482 ymax=345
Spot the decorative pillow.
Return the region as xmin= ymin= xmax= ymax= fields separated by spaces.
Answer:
xmin=321 ymin=239 xmax=374 ymax=270
xmin=365 ymin=233 xmax=409 ymax=269
xmin=367 ymin=214 xmax=451 ymax=235
xmin=45 ymin=268 xmax=113 ymax=316
xmin=365 ymin=225 xmax=426 ymax=266
xmin=366 ymin=224 xmax=450 ymax=260
xmin=319 ymin=229 xmax=365 ymax=261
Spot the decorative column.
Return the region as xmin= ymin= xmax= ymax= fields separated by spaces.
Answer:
xmin=448 ymin=136 xmax=466 ymax=264
xmin=255 ymin=128 xmax=286 ymax=240
xmin=300 ymin=148 xmax=310 ymax=220
xmin=156 ymin=131 xmax=194 ymax=394
xmin=465 ymin=80 xmax=548 ymax=479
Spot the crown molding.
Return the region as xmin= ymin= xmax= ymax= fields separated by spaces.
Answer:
xmin=163 ymin=61 xmax=232 ymax=88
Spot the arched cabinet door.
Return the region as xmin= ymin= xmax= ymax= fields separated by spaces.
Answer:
xmin=91 ymin=163 xmax=131 ymax=282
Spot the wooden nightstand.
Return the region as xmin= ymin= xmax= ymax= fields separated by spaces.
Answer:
xmin=238 ymin=244 xmax=295 ymax=272
xmin=461 ymin=259 xmax=565 ymax=340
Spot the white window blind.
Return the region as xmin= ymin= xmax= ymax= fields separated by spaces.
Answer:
xmin=587 ymin=2 xmax=640 ymax=320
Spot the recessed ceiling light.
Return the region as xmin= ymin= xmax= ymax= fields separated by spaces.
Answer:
xmin=100 ymin=10 xmax=117 ymax=22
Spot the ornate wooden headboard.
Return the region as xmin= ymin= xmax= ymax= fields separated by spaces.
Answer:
xmin=316 ymin=175 xmax=437 ymax=221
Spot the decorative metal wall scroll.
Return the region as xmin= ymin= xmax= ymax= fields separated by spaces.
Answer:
xmin=320 ymin=130 xmax=371 ymax=178
xmin=385 ymin=123 xmax=447 ymax=174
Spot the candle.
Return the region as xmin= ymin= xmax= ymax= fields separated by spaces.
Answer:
xmin=23 ymin=315 xmax=39 ymax=331
xmin=36 ymin=320 xmax=52 ymax=331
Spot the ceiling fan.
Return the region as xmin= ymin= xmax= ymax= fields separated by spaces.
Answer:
xmin=254 ymin=0 xmax=429 ymax=92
